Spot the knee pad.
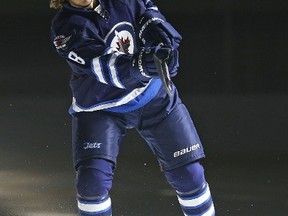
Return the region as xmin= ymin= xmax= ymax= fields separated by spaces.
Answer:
xmin=76 ymin=158 xmax=114 ymax=200
xmin=164 ymin=161 xmax=206 ymax=193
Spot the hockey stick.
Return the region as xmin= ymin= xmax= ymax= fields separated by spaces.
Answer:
xmin=153 ymin=53 xmax=173 ymax=97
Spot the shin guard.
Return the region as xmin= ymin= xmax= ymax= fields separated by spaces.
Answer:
xmin=76 ymin=159 xmax=113 ymax=216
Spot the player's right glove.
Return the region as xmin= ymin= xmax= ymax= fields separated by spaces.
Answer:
xmin=138 ymin=9 xmax=182 ymax=49
xmin=132 ymin=45 xmax=179 ymax=80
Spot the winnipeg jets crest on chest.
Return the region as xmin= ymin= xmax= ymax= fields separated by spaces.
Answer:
xmin=104 ymin=22 xmax=136 ymax=54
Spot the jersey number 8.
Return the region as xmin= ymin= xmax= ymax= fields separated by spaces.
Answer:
xmin=68 ymin=51 xmax=85 ymax=65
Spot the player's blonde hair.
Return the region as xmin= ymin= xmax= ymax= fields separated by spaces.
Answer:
xmin=50 ymin=0 xmax=68 ymax=9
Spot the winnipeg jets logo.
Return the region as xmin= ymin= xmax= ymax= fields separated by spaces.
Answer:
xmin=53 ymin=35 xmax=71 ymax=50
xmin=108 ymin=29 xmax=134 ymax=55
xmin=105 ymin=22 xmax=135 ymax=54
xmin=115 ymin=31 xmax=131 ymax=54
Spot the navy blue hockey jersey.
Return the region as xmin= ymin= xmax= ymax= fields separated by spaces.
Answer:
xmin=50 ymin=0 xmax=167 ymax=114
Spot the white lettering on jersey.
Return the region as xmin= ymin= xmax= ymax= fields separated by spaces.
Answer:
xmin=68 ymin=51 xmax=85 ymax=65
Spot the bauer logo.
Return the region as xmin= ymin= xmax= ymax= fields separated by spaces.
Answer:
xmin=173 ymin=144 xmax=201 ymax=158
xmin=83 ymin=142 xmax=102 ymax=150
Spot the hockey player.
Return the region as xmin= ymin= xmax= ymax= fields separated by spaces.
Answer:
xmin=49 ymin=0 xmax=215 ymax=215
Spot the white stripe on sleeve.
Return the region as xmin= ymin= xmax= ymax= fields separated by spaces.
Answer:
xmin=91 ymin=57 xmax=108 ymax=84
xmin=108 ymin=52 xmax=125 ymax=89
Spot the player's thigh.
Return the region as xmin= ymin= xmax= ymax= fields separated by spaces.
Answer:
xmin=72 ymin=111 xmax=125 ymax=168
xmin=139 ymin=103 xmax=205 ymax=171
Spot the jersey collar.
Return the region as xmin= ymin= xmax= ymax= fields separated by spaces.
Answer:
xmin=63 ymin=1 xmax=109 ymax=21
xmin=94 ymin=0 xmax=109 ymax=21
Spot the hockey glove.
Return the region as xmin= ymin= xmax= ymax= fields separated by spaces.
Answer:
xmin=138 ymin=10 xmax=182 ymax=49
xmin=133 ymin=45 xmax=179 ymax=80
xmin=166 ymin=48 xmax=179 ymax=78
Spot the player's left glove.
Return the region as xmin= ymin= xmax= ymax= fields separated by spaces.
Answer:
xmin=165 ymin=48 xmax=179 ymax=78
xmin=138 ymin=9 xmax=182 ymax=49
xmin=133 ymin=45 xmax=179 ymax=79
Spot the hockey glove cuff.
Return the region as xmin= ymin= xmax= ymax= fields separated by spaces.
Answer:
xmin=138 ymin=9 xmax=182 ymax=49
xmin=132 ymin=45 xmax=179 ymax=81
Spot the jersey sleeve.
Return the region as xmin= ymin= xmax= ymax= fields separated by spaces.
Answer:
xmin=51 ymin=15 xmax=150 ymax=90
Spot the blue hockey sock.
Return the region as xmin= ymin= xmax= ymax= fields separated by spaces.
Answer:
xmin=177 ymin=182 xmax=215 ymax=216
xmin=78 ymin=194 xmax=112 ymax=216
xmin=164 ymin=162 xmax=215 ymax=216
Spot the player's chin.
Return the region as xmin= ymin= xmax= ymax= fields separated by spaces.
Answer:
xmin=85 ymin=0 xmax=93 ymax=5
xmin=81 ymin=0 xmax=93 ymax=7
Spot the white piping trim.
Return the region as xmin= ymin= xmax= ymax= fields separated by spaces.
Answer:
xmin=71 ymin=80 xmax=152 ymax=112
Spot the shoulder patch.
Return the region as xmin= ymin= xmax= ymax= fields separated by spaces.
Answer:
xmin=53 ymin=35 xmax=72 ymax=50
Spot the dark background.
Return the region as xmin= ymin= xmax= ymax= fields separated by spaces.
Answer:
xmin=1 ymin=0 xmax=287 ymax=96
xmin=1 ymin=1 xmax=288 ymax=216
